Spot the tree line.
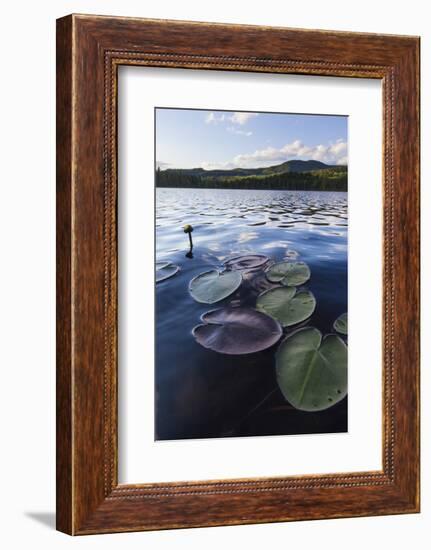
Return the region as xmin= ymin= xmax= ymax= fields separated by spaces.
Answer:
xmin=155 ymin=167 xmax=347 ymax=192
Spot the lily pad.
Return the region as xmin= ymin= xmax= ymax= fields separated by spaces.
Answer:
xmin=266 ymin=261 xmax=310 ymax=286
xmin=224 ymin=254 xmax=269 ymax=271
xmin=246 ymin=271 xmax=281 ymax=294
xmin=189 ymin=269 xmax=242 ymax=304
xmin=156 ymin=261 xmax=180 ymax=283
xmin=275 ymin=327 xmax=347 ymax=411
xmin=334 ymin=312 xmax=348 ymax=335
xmin=256 ymin=287 xmax=316 ymax=327
xmin=192 ymin=307 xmax=282 ymax=355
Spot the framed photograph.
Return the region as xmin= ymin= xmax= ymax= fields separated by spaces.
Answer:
xmin=153 ymin=107 xmax=349 ymax=442
xmin=56 ymin=15 xmax=420 ymax=535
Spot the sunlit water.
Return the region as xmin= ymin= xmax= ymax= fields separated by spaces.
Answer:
xmin=155 ymin=188 xmax=348 ymax=440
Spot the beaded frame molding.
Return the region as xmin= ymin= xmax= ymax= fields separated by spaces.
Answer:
xmin=56 ymin=14 xmax=420 ymax=535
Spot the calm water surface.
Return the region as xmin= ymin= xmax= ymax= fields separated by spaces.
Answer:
xmin=155 ymin=188 xmax=347 ymax=440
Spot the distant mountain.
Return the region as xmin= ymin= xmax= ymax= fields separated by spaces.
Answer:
xmin=156 ymin=160 xmax=347 ymax=192
xmin=161 ymin=159 xmax=343 ymax=178
xmin=261 ymin=159 xmax=339 ymax=174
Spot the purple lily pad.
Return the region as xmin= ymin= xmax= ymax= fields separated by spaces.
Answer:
xmin=223 ymin=254 xmax=269 ymax=271
xmin=192 ymin=307 xmax=282 ymax=355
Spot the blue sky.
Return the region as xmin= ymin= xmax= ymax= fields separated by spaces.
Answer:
xmin=156 ymin=108 xmax=348 ymax=170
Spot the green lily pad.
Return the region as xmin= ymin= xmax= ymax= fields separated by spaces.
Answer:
xmin=156 ymin=261 xmax=180 ymax=283
xmin=189 ymin=269 xmax=242 ymax=304
xmin=275 ymin=327 xmax=347 ymax=411
xmin=192 ymin=307 xmax=282 ymax=355
xmin=256 ymin=287 xmax=316 ymax=327
xmin=334 ymin=312 xmax=348 ymax=335
xmin=224 ymin=254 xmax=269 ymax=271
xmin=266 ymin=261 xmax=310 ymax=286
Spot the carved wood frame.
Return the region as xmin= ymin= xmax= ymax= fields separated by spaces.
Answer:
xmin=56 ymin=14 xmax=420 ymax=534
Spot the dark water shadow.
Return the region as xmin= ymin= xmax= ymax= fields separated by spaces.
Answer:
xmin=25 ymin=511 xmax=56 ymax=530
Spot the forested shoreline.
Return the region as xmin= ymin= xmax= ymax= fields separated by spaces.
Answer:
xmin=155 ymin=165 xmax=347 ymax=192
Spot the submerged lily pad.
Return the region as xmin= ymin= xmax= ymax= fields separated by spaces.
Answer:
xmin=189 ymin=270 xmax=242 ymax=304
xmin=275 ymin=327 xmax=347 ymax=411
xmin=334 ymin=312 xmax=348 ymax=335
xmin=266 ymin=261 xmax=310 ymax=286
xmin=256 ymin=287 xmax=316 ymax=327
xmin=246 ymin=271 xmax=281 ymax=294
xmin=192 ymin=307 xmax=282 ymax=355
xmin=156 ymin=261 xmax=180 ymax=283
xmin=224 ymin=254 xmax=269 ymax=271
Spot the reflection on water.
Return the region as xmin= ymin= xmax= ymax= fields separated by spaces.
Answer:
xmin=155 ymin=188 xmax=348 ymax=441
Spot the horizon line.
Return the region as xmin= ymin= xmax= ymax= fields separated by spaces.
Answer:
xmin=156 ymin=159 xmax=348 ymax=171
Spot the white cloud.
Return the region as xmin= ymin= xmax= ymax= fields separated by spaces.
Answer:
xmin=227 ymin=126 xmax=253 ymax=137
xmin=204 ymin=111 xmax=258 ymax=128
xmin=202 ymin=139 xmax=347 ymax=170
xmin=201 ymin=161 xmax=237 ymax=171
xmin=229 ymin=112 xmax=258 ymax=125
xmin=204 ymin=112 xmax=226 ymax=124
xmin=232 ymin=139 xmax=347 ymax=168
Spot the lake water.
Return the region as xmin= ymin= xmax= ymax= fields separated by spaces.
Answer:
xmin=155 ymin=188 xmax=348 ymax=440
